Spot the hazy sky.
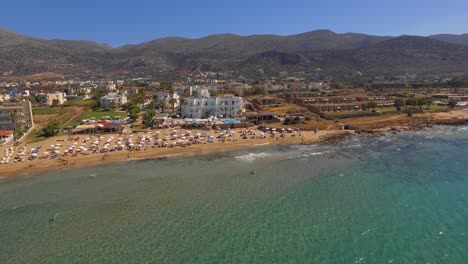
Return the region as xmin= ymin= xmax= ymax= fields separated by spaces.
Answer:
xmin=2 ymin=0 xmax=467 ymax=46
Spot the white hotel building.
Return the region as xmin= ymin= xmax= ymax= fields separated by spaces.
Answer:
xmin=181 ymin=95 xmax=243 ymax=119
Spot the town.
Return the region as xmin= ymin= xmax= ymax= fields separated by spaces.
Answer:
xmin=0 ymin=72 xmax=467 ymax=148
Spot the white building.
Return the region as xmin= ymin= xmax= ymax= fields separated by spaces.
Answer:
xmin=181 ymin=95 xmax=243 ymax=119
xmin=0 ymin=94 xmax=11 ymax=102
xmin=100 ymin=93 xmax=128 ymax=109
xmin=102 ymin=81 xmax=116 ymax=92
xmin=155 ymin=91 xmax=180 ymax=110
xmin=47 ymin=92 xmax=67 ymax=106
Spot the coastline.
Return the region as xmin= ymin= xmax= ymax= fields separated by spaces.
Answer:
xmin=0 ymin=129 xmax=345 ymax=179
xmin=1 ymin=107 xmax=467 ymax=180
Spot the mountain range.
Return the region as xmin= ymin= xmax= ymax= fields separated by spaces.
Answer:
xmin=1 ymin=26 xmax=468 ymax=80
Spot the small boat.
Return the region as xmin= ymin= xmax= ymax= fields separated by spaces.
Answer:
xmin=49 ymin=213 xmax=59 ymax=223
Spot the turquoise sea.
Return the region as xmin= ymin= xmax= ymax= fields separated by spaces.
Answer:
xmin=0 ymin=126 xmax=467 ymax=263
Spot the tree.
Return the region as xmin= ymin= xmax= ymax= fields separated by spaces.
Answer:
xmin=246 ymin=85 xmax=268 ymax=96
xmin=394 ymin=98 xmax=404 ymax=111
xmin=179 ymin=96 xmax=186 ymax=114
xmin=51 ymin=99 xmax=60 ymax=107
xmin=159 ymin=82 xmax=172 ymax=92
xmin=110 ymin=101 xmax=116 ymax=111
xmin=145 ymin=109 xmax=155 ymax=126
xmin=405 ymin=98 xmax=417 ymax=108
xmin=209 ymin=89 xmax=218 ymax=97
xmin=366 ymin=101 xmax=378 ymax=110
xmin=169 ymin=97 xmax=177 ymax=113
xmin=417 ymin=98 xmax=427 ymax=109
xmin=26 ymin=95 xmax=38 ymax=106
xmin=160 ymin=100 xmax=167 ymax=112
xmin=42 ymin=121 xmax=59 ymax=137
xmin=448 ymin=99 xmax=458 ymax=109
xmin=8 ymin=112 xmax=17 ymax=131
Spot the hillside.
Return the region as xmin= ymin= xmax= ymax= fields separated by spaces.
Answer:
xmin=1 ymin=27 xmax=468 ymax=79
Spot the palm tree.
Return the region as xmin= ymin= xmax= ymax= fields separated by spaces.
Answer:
xmin=160 ymin=100 xmax=167 ymax=113
xmin=8 ymin=111 xmax=17 ymax=131
xmin=179 ymin=96 xmax=186 ymax=114
xmin=169 ymin=97 xmax=177 ymax=113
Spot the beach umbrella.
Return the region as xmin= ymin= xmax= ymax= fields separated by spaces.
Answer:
xmin=31 ymin=153 xmax=38 ymax=157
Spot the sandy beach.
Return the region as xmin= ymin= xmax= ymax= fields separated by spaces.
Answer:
xmin=0 ymin=128 xmax=344 ymax=179
xmin=1 ymin=107 xmax=466 ymax=179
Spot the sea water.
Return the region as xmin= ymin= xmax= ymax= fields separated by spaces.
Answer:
xmin=0 ymin=126 xmax=467 ymax=263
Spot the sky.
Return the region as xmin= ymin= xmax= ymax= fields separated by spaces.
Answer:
xmin=1 ymin=0 xmax=468 ymax=47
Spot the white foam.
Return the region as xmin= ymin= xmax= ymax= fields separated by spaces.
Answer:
xmin=285 ymin=151 xmax=328 ymax=160
xmin=234 ymin=152 xmax=271 ymax=162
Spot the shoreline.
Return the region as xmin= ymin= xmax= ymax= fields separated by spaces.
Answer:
xmin=0 ymin=130 xmax=345 ymax=179
xmin=1 ymin=108 xmax=467 ymax=180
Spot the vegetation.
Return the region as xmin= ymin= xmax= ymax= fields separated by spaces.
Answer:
xmin=41 ymin=121 xmax=59 ymax=137
xmin=245 ymin=85 xmax=268 ymax=96
xmin=122 ymin=102 xmax=140 ymax=121
xmin=283 ymin=116 xmax=301 ymax=125
xmin=51 ymin=99 xmax=60 ymax=107
xmin=77 ymin=109 xmax=127 ymax=121
xmin=394 ymin=98 xmax=404 ymax=111
xmin=448 ymin=99 xmax=458 ymax=109
xmin=8 ymin=112 xmax=17 ymax=131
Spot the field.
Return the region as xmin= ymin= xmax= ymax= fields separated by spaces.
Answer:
xmin=76 ymin=109 xmax=127 ymax=121
xmin=32 ymin=107 xmax=81 ymax=129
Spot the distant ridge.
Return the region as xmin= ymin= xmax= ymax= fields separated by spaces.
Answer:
xmin=1 ymin=26 xmax=468 ymax=79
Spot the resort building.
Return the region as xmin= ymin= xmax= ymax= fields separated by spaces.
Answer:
xmin=0 ymin=101 xmax=34 ymax=131
xmin=100 ymin=93 xmax=128 ymax=109
xmin=47 ymin=92 xmax=67 ymax=106
xmin=181 ymin=95 xmax=244 ymax=119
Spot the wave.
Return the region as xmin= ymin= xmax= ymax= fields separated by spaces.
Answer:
xmin=234 ymin=152 xmax=271 ymax=162
xmin=285 ymin=151 xmax=328 ymax=160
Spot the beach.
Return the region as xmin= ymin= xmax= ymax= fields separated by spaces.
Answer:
xmin=0 ymin=128 xmax=344 ymax=178
xmin=1 ymin=107 xmax=467 ymax=179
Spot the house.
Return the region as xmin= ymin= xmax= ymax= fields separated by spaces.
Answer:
xmin=47 ymin=92 xmax=67 ymax=106
xmin=181 ymin=95 xmax=244 ymax=119
xmin=0 ymin=101 xmax=34 ymax=131
xmin=0 ymin=93 xmax=11 ymax=102
xmin=0 ymin=130 xmax=14 ymax=145
xmin=155 ymin=91 xmax=180 ymax=110
xmin=102 ymin=81 xmax=116 ymax=91
xmin=126 ymin=88 xmax=139 ymax=97
xmin=100 ymin=93 xmax=127 ymax=109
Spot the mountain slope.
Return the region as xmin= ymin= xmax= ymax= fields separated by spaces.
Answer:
xmin=1 ymin=26 xmax=468 ymax=78
xmin=239 ymin=36 xmax=468 ymax=76
xmin=429 ymin=34 xmax=468 ymax=46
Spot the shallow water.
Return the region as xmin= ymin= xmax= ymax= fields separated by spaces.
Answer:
xmin=0 ymin=126 xmax=467 ymax=263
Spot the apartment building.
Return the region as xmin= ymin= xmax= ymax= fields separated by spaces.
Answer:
xmin=0 ymin=101 xmax=34 ymax=131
